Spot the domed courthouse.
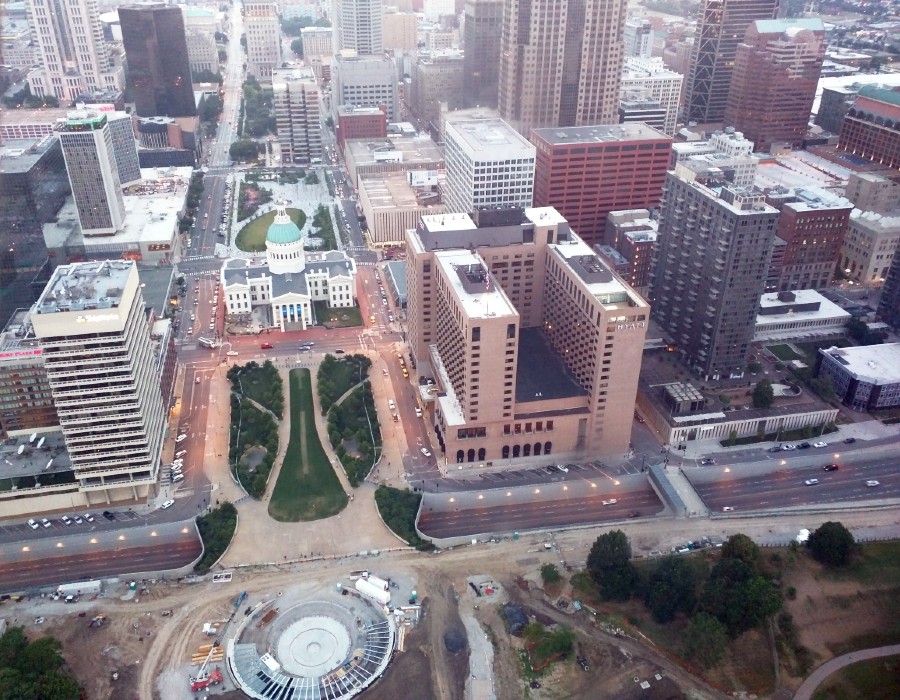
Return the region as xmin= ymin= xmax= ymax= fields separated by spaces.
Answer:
xmin=221 ymin=206 xmax=357 ymax=331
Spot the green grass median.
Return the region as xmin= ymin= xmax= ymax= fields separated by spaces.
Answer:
xmin=268 ymin=368 xmax=347 ymax=522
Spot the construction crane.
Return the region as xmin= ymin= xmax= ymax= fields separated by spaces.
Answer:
xmin=189 ymin=641 xmax=223 ymax=692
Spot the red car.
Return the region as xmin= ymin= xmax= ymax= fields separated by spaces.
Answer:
xmin=261 ymin=343 xmax=273 ymax=349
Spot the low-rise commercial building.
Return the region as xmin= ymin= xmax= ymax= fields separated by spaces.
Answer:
xmin=358 ymin=170 xmax=444 ymax=246
xmin=344 ymin=135 xmax=444 ymax=188
xmin=817 ymin=343 xmax=900 ymax=410
xmin=753 ymin=289 xmax=850 ymax=343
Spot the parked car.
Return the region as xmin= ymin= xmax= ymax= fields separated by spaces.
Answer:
xmin=40 ymin=518 xmax=51 ymax=528
xmin=160 ymin=500 xmax=176 ymax=510
xmin=700 ymin=458 xmax=716 ymax=466
xmin=813 ymin=441 xmax=827 ymax=448
xmin=420 ymin=448 xmax=432 ymax=458
xmin=27 ymin=518 xmax=39 ymax=530
xmin=83 ymin=513 xmax=95 ymax=523
xmin=557 ymin=464 xmax=569 ymax=473
xmin=61 ymin=515 xmax=72 ymax=526
xmin=722 ymin=506 xmax=735 ymax=512
xmin=73 ymin=516 xmax=83 ymax=524
xmin=782 ymin=444 xmax=796 ymax=451
xmin=798 ymin=442 xmax=811 ymax=449
xmin=102 ymin=511 xmax=115 ymax=521
xmin=844 ymin=437 xmax=857 ymax=444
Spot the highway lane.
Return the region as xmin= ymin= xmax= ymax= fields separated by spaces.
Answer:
xmin=0 ymin=539 xmax=201 ymax=592
xmin=418 ymin=488 xmax=663 ymax=538
xmin=692 ymin=456 xmax=899 ymax=513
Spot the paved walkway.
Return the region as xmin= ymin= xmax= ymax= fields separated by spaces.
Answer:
xmin=792 ymin=643 xmax=900 ymax=699
xmin=205 ymin=361 xmax=401 ymax=568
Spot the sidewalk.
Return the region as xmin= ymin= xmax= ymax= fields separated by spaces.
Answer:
xmin=793 ymin=643 xmax=900 ymax=700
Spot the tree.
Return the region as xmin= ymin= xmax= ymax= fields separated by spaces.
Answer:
xmin=846 ymin=316 xmax=868 ymax=341
xmin=809 ymin=374 xmax=836 ymax=402
xmin=199 ymin=94 xmax=223 ymax=122
xmin=290 ymin=38 xmax=304 ymax=57
xmin=0 ymin=626 xmax=80 ymax=699
xmin=229 ymin=140 xmax=260 ymax=162
xmin=748 ymin=361 xmax=762 ymax=374
xmin=721 ymin=533 xmax=759 ymax=569
xmin=644 ymin=556 xmax=699 ymax=623
xmin=752 ymin=379 xmax=774 ymax=409
xmin=683 ymin=613 xmax=728 ymax=669
xmin=541 ymin=563 xmax=562 ymax=586
xmin=808 ymin=521 xmax=855 ymax=567
xmin=701 ymin=558 xmax=781 ymax=636
xmin=192 ymin=69 xmax=223 ymax=84
xmin=587 ymin=530 xmax=637 ymax=601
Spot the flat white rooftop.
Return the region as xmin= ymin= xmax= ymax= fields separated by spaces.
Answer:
xmin=445 ymin=118 xmax=535 ymax=160
xmin=756 ymin=290 xmax=850 ymax=327
xmin=34 ymin=260 xmax=135 ymax=315
xmin=525 ymin=207 xmax=569 ymax=227
xmin=359 ymin=171 xmax=443 ymax=211
xmin=434 ymin=249 xmax=517 ymax=320
xmin=420 ymin=212 xmax=477 ymax=233
xmin=821 ymin=343 xmax=900 ymax=385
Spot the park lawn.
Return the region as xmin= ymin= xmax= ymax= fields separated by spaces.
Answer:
xmin=313 ymin=300 xmax=362 ymax=328
xmin=767 ymin=344 xmax=802 ymax=361
xmin=235 ymin=207 xmax=306 ymax=252
xmin=267 ymin=368 xmax=347 ymax=522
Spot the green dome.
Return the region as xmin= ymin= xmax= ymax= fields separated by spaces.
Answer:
xmin=266 ymin=209 xmax=302 ymax=245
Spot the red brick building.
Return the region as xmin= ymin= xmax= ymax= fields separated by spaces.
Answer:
xmin=838 ymin=86 xmax=900 ymax=171
xmin=531 ymin=123 xmax=671 ymax=246
xmin=337 ymin=105 xmax=387 ymax=151
xmin=765 ymin=187 xmax=853 ymax=291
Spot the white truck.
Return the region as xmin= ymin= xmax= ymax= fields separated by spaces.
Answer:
xmin=355 ymin=578 xmax=391 ymax=606
xmin=57 ymin=580 xmax=101 ymax=597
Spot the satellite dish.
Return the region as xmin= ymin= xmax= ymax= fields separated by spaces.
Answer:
xmin=29 ymin=433 xmax=37 ymax=443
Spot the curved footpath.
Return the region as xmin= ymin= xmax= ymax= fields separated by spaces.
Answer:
xmin=792 ymin=644 xmax=900 ymax=699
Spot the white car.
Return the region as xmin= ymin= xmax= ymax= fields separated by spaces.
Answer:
xmin=804 ymin=478 xmax=819 ymax=486
xmin=557 ymin=464 xmax=569 ymax=473
xmin=83 ymin=513 xmax=94 ymax=523
xmin=40 ymin=518 xmax=51 ymax=528
xmin=415 ymin=408 xmax=423 ymax=417
xmin=27 ymin=518 xmax=39 ymax=530
xmin=782 ymin=444 xmax=797 ymax=451
xmin=866 ymin=480 xmax=880 ymax=487
xmin=73 ymin=516 xmax=83 ymax=524
xmin=175 ymin=434 xmax=187 ymax=443
xmin=61 ymin=515 xmax=72 ymax=526
xmin=160 ymin=499 xmax=175 ymax=510
xmin=420 ymin=447 xmax=432 ymax=458
xmin=175 ymin=450 xmax=187 ymax=458
xmin=388 ymin=399 xmax=395 ymax=410
xmin=172 ymin=474 xmax=184 ymax=483
xmin=226 ymin=351 xmax=239 ymax=356
xmin=722 ymin=506 xmax=735 ymax=512
xmin=601 ymin=499 xmax=618 ymax=506
xmin=813 ymin=441 xmax=827 ymax=448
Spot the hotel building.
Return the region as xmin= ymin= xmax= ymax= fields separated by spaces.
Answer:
xmin=406 ymin=207 xmax=649 ymax=468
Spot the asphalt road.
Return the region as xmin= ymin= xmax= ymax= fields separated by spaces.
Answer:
xmin=0 ymin=519 xmax=202 ymax=591
xmin=690 ymin=455 xmax=899 ymax=513
xmin=418 ymin=487 xmax=663 ymax=539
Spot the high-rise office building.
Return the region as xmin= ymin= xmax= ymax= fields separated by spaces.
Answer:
xmin=620 ymin=57 xmax=683 ymax=136
xmin=58 ymin=113 xmax=126 ymax=235
xmin=405 ymin=207 xmax=649 ymax=464
xmin=0 ymin=137 xmax=70 ymax=329
xmin=26 ymin=0 xmax=125 ymax=103
xmin=531 ymin=123 xmax=671 ymax=246
xmin=724 ymin=18 xmax=825 ymax=152
xmin=498 ymin=0 xmax=628 ymax=134
xmin=382 ymin=8 xmax=417 ymax=51
xmin=30 ymin=260 xmax=166 ymax=502
xmin=107 ymin=112 xmax=142 ymax=186
xmin=118 ymin=4 xmax=196 ymax=117
xmin=650 ymin=159 xmax=779 ymax=380
xmin=273 ymin=68 xmax=323 ymax=165
xmin=333 ymin=0 xmax=383 ymax=56
xmin=332 ymin=55 xmax=398 ymax=121
xmin=410 ymin=52 xmax=465 ymax=126
xmin=462 ymin=0 xmax=502 ymax=108
xmin=878 ymin=252 xmax=900 ymax=330
xmin=244 ymin=0 xmax=282 ymax=80
xmin=623 ymin=18 xmax=653 ymax=58
xmin=443 ymin=116 xmax=535 ymax=215
xmin=684 ymin=0 xmax=779 ymax=125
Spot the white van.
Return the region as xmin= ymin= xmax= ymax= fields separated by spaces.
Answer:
xmin=172 ymin=473 xmax=184 ymax=483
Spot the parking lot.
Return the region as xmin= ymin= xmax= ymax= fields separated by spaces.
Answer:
xmin=429 ymin=459 xmax=652 ymax=492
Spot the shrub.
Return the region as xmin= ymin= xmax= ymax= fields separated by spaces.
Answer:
xmin=373 ymin=485 xmax=432 ymax=550
xmin=195 ymin=502 xmax=238 ymax=573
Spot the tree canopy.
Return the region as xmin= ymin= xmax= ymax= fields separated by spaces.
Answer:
xmin=808 ymin=521 xmax=855 ymax=567
xmin=720 ymin=533 xmax=759 ymax=568
xmin=0 ymin=627 xmax=80 ymax=699
xmin=587 ymin=530 xmax=637 ymax=601
xmin=701 ymin=557 xmax=781 ymax=636
xmin=644 ymin=556 xmax=700 ymax=623
xmin=752 ymin=379 xmax=774 ymax=409
xmin=682 ymin=612 xmax=728 ymax=669
xmin=229 ymin=140 xmax=261 ymax=162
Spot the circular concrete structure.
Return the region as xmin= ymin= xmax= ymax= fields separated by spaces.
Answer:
xmin=277 ymin=616 xmax=351 ymax=677
xmin=229 ymin=590 xmax=395 ymax=700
